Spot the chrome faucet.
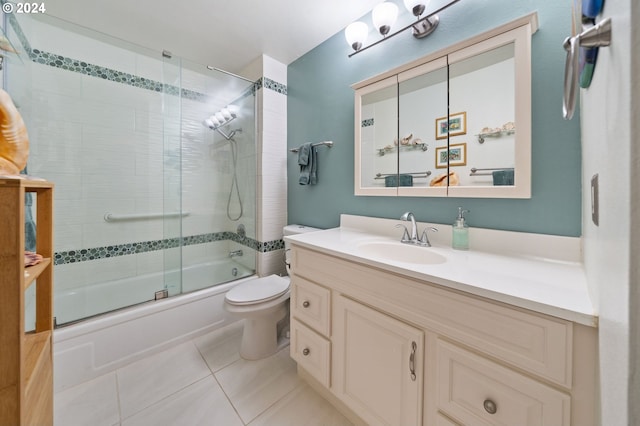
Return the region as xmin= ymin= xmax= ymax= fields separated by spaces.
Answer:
xmin=229 ymin=249 xmax=243 ymax=258
xmin=398 ymin=212 xmax=438 ymax=247
xmin=400 ymin=212 xmax=418 ymax=241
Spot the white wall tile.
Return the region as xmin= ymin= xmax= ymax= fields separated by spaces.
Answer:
xmin=257 ymin=250 xmax=287 ymax=277
xmin=31 ymin=63 xmax=83 ymax=98
xmin=27 ymin=18 xmax=138 ymax=76
xmin=261 ymin=89 xmax=287 ymax=115
xmin=262 ymin=55 xmax=287 ymax=85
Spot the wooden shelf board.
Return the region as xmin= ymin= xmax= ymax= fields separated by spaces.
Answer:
xmin=23 ymin=258 xmax=51 ymax=290
xmin=24 ymin=331 xmax=51 ymax=394
xmin=0 ymin=178 xmax=53 ymax=190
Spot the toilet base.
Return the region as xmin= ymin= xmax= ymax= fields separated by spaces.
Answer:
xmin=237 ymin=303 xmax=288 ymax=360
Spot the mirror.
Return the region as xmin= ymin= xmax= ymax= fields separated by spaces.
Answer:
xmin=353 ymin=19 xmax=534 ymax=198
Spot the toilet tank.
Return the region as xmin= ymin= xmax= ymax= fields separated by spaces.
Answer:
xmin=283 ymin=224 xmax=321 ymax=251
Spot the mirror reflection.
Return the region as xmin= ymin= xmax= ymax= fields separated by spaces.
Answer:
xmin=358 ymin=42 xmax=517 ymax=191
xmin=360 ymin=80 xmax=398 ymax=188
xmin=449 ymin=42 xmax=516 ymax=187
xmin=355 ymin=21 xmax=533 ymax=198
xmin=399 ymin=64 xmax=448 ymax=188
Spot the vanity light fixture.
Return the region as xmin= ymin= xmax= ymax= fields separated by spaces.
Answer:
xmin=372 ymin=2 xmax=399 ymax=36
xmin=204 ymin=105 xmax=238 ymax=130
xmin=346 ymin=0 xmax=461 ymax=57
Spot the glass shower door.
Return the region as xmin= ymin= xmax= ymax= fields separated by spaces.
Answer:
xmin=162 ymin=53 xmax=183 ymax=297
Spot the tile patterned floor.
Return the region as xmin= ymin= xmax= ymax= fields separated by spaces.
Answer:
xmin=54 ymin=321 xmax=353 ymax=426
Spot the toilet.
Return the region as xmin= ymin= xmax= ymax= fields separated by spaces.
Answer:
xmin=224 ymin=224 xmax=321 ymax=360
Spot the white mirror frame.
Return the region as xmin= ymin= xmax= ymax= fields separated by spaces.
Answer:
xmin=353 ymin=13 xmax=538 ymax=199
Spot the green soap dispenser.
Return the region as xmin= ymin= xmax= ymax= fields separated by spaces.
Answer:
xmin=452 ymin=207 xmax=470 ymax=250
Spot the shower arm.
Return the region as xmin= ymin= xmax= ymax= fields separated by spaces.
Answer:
xmin=214 ymin=124 xmax=241 ymax=141
xmin=215 ymin=127 xmax=233 ymax=140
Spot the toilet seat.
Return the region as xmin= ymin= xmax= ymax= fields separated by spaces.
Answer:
xmin=225 ymin=275 xmax=289 ymax=306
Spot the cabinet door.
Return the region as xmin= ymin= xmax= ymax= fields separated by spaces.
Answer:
xmin=333 ymin=295 xmax=424 ymax=426
xmin=447 ymin=24 xmax=532 ymax=198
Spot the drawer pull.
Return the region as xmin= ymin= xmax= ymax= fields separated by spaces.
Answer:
xmin=409 ymin=341 xmax=417 ymax=381
xmin=302 ymin=348 xmax=310 ymax=356
xmin=302 ymin=300 xmax=310 ymax=308
xmin=483 ymin=399 xmax=497 ymax=415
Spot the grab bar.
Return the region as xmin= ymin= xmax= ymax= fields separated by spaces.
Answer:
xmin=104 ymin=211 xmax=190 ymax=222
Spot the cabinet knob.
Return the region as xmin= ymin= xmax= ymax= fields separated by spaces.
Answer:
xmin=302 ymin=348 xmax=310 ymax=356
xmin=302 ymin=300 xmax=310 ymax=308
xmin=483 ymin=399 xmax=497 ymax=415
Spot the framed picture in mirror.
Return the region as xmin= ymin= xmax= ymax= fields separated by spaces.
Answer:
xmin=435 ymin=111 xmax=467 ymax=140
xmin=435 ymin=143 xmax=467 ymax=168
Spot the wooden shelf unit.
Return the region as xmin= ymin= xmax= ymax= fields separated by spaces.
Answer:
xmin=0 ymin=178 xmax=54 ymax=426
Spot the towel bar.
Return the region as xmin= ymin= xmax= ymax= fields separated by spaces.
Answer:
xmin=470 ymin=167 xmax=514 ymax=176
xmin=374 ymin=171 xmax=431 ymax=179
xmin=290 ymin=141 xmax=333 ymax=153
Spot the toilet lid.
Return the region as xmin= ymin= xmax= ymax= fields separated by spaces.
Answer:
xmin=225 ymin=275 xmax=289 ymax=306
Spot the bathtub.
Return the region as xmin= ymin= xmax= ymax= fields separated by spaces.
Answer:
xmin=52 ymin=260 xmax=255 ymax=392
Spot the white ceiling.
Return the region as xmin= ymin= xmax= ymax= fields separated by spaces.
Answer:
xmin=44 ymin=0 xmax=382 ymax=73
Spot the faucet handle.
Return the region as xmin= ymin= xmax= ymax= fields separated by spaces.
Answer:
xmin=418 ymin=227 xmax=438 ymax=247
xmin=395 ymin=224 xmax=411 ymax=243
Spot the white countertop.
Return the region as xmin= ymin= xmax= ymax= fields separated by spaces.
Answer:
xmin=285 ymin=215 xmax=597 ymax=327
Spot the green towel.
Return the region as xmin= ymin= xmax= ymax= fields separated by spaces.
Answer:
xmin=298 ymin=143 xmax=318 ymax=185
xmin=492 ymin=169 xmax=514 ymax=185
xmin=385 ymin=174 xmax=413 ymax=187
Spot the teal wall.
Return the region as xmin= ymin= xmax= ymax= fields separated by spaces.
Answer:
xmin=287 ymin=0 xmax=581 ymax=237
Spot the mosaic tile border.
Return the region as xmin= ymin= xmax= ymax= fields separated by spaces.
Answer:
xmin=54 ymin=233 xmax=285 ymax=265
xmin=258 ymin=77 xmax=288 ymax=95
xmin=7 ymin=13 xmax=287 ymax=102
xmin=362 ymin=118 xmax=374 ymax=127
xmin=6 ymin=12 xmax=32 ymax=56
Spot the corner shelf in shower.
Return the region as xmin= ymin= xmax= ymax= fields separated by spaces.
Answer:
xmin=0 ymin=177 xmax=54 ymax=426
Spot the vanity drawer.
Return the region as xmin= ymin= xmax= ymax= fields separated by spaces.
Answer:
xmin=291 ymin=277 xmax=331 ymax=336
xmin=437 ymin=340 xmax=570 ymax=426
xmin=290 ymin=319 xmax=331 ymax=388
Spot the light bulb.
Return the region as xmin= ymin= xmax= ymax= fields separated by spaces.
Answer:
xmin=204 ymin=118 xmax=214 ymax=128
xmin=221 ymin=108 xmax=232 ymax=120
xmin=345 ymin=22 xmax=369 ymax=51
xmin=403 ymin=0 xmax=428 ymax=17
xmin=226 ymin=104 xmax=239 ymax=117
xmin=210 ymin=115 xmax=220 ymax=126
xmin=372 ymin=2 xmax=398 ymax=36
xmin=215 ymin=112 xmax=225 ymax=123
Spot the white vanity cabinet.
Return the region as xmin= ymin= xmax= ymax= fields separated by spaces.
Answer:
xmin=288 ymin=244 xmax=597 ymax=426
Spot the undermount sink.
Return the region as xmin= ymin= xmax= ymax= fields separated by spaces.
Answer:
xmin=356 ymin=241 xmax=447 ymax=265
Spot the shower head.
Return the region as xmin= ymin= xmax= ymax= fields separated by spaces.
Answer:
xmin=203 ymin=118 xmax=215 ymax=130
